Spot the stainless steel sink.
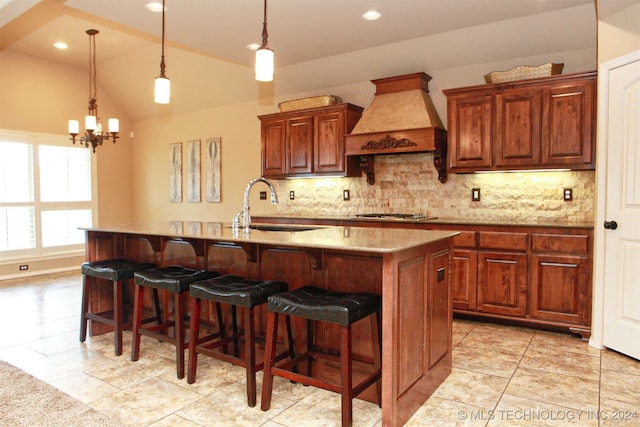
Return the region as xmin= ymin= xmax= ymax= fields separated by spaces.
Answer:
xmin=249 ymin=224 xmax=319 ymax=232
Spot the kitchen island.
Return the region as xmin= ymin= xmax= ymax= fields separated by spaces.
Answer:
xmin=83 ymin=222 xmax=457 ymax=427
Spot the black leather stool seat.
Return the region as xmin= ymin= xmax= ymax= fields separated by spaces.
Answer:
xmin=81 ymin=259 xmax=154 ymax=281
xmin=267 ymin=286 xmax=381 ymax=326
xmin=190 ymin=275 xmax=288 ymax=308
xmin=131 ymin=266 xmax=219 ymax=379
xmin=80 ymin=259 xmax=155 ymax=356
xmin=134 ymin=265 xmax=218 ymax=293
xmin=187 ymin=274 xmax=293 ymax=407
xmin=261 ymin=285 xmax=382 ymax=426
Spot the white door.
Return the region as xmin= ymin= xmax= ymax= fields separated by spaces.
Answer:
xmin=600 ymin=50 xmax=640 ymax=360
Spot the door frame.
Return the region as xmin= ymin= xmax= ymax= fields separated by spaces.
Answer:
xmin=591 ymin=49 xmax=640 ymax=349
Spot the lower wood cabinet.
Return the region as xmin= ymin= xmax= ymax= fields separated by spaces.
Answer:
xmin=449 ymin=226 xmax=592 ymax=339
xmin=477 ymin=250 xmax=528 ymax=317
xmin=452 ymin=248 xmax=477 ymax=311
xmin=529 ymin=233 xmax=591 ymax=337
xmin=252 ymin=216 xmax=594 ymax=339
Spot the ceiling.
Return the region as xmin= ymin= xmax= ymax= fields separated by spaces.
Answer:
xmin=1 ymin=0 xmax=634 ymax=120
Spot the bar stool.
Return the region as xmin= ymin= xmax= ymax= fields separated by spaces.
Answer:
xmin=187 ymin=274 xmax=294 ymax=407
xmin=261 ymin=286 xmax=382 ymax=426
xmin=80 ymin=259 xmax=155 ymax=356
xmin=131 ymin=266 xmax=219 ymax=379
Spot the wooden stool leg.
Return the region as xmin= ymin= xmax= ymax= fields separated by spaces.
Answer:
xmin=260 ymin=311 xmax=279 ymax=411
xmin=113 ymin=280 xmax=123 ymax=356
xmin=285 ymin=315 xmax=295 ymax=361
xmin=152 ymin=288 xmax=162 ymax=324
xmin=231 ymin=306 xmax=239 ymax=357
xmin=175 ymin=292 xmax=185 ymax=379
xmin=216 ymin=302 xmax=228 ymax=354
xmin=130 ymin=283 xmax=144 ymax=362
xmin=187 ymin=297 xmax=201 ymax=384
xmin=79 ymin=275 xmax=90 ymax=343
xmin=372 ymin=310 xmax=382 ymax=407
xmin=245 ymin=307 xmax=257 ymax=407
xmin=306 ymin=319 xmax=313 ymax=377
xmin=340 ymin=325 xmax=353 ymax=427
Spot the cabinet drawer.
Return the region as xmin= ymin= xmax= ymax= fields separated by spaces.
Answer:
xmin=478 ymin=231 xmax=528 ymax=250
xmin=453 ymin=231 xmax=476 ymax=248
xmin=531 ymin=234 xmax=589 ymax=254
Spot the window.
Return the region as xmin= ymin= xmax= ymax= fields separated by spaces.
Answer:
xmin=0 ymin=130 xmax=95 ymax=258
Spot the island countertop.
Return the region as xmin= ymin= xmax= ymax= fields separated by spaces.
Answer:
xmin=82 ymin=222 xmax=458 ymax=253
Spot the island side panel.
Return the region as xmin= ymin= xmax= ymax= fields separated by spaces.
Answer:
xmin=381 ymin=237 xmax=453 ymax=427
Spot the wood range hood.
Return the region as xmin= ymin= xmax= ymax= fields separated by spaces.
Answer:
xmin=345 ymin=72 xmax=447 ymax=184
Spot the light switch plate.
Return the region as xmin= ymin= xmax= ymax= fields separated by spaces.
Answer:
xmin=343 ymin=189 xmax=350 ymax=201
xmin=472 ymin=188 xmax=481 ymax=202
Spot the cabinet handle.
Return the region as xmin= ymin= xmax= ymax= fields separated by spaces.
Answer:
xmin=604 ymin=220 xmax=618 ymax=230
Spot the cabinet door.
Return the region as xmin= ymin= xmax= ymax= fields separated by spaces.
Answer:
xmin=448 ymin=94 xmax=493 ymax=170
xmin=477 ymin=251 xmax=527 ymax=317
xmin=452 ymin=248 xmax=477 ymax=311
xmin=286 ymin=116 xmax=314 ymax=174
xmin=541 ymin=79 xmax=595 ymax=167
xmin=261 ymin=118 xmax=286 ymax=176
xmin=314 ymin=110 xmax=345 ymax=173
xmin=530 ymin=253 xmax=590 ymax=324
xmin=494 ymin=88 xmax=542 ymax=167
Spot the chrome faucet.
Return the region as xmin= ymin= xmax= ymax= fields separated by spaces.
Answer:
xmin=242 ymin=177 xmax=278 ymax=229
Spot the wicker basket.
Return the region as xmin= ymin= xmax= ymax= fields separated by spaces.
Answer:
xmin=278 ymin=95 xmax=342 ymax=112
xmin=484 ymin=63 xmax=564 ymax=84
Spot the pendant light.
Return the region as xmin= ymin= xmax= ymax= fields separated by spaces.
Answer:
xmin=154 ymin=0 xmax=170 ymax=103
xmin=68 ymin=29 xmax=119 ymax=153
xmin=255 ymin=0 xmax=274 ymax=82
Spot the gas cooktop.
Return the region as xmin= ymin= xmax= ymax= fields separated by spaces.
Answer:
xmin=354 ymin=213 xmax=434 ymax=220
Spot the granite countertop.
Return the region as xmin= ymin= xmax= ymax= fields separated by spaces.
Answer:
xmin=82 ymin=222 xmax=457 ymax=254
xmin=253 ymin=214 xmax=595 ymax=229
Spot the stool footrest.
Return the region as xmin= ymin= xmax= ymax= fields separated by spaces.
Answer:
xmin=135 ymin=328 xmax=178 ymax=346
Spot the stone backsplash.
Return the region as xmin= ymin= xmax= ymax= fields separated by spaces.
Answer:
xmin=272 ymin=153 xmax=595 ymax=223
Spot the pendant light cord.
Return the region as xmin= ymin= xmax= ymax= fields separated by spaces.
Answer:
xmin=159 ymin=0 xmax=166 ymax=77
xmin=261 ymin=0 xmax=268 ymax=48
xmin=89 ymin=30 xmax=97 ymax=101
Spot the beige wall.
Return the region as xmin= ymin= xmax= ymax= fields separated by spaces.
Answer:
xmin=597 ymin=1 xmax=640 ymax=63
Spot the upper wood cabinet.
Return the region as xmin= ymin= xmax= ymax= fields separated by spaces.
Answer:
xmin=259 ymin=103 xmax=364 ymax=178
xmin=443 ymin=71 xmax=596 ymax=172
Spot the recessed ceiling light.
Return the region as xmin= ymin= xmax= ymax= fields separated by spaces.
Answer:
xmin=362 ymin=10 xmax=381 ymax=21
xmin=53 ymin=42 xmax=68 ymax=50
xmin=246 ymin=43 xmax=260 ymax=51
xmin=145 ymin=2 xmax=164 ymax=12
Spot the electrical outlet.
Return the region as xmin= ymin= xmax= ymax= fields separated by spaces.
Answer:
xmin=343 ymin=189 xmax=350 ymax=201
xmin=472 ymin=188 xmax=481 ymax=202
xmin=563 ymin=188 xmax=573 ymax=201
xmin=19 ymin=265 xmax=28 ymax=271
xmin=259 ymin=191 xmax=267 ymax=200
xmin=289 ymin=191 xmax=295 ymax=200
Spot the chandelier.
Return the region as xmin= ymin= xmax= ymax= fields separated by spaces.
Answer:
xmin=68 ymin=29 xmax=119 ymax=153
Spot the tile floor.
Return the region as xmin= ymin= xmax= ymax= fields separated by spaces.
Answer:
xmin=1 ymin=271 xmax=639 ymax=426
